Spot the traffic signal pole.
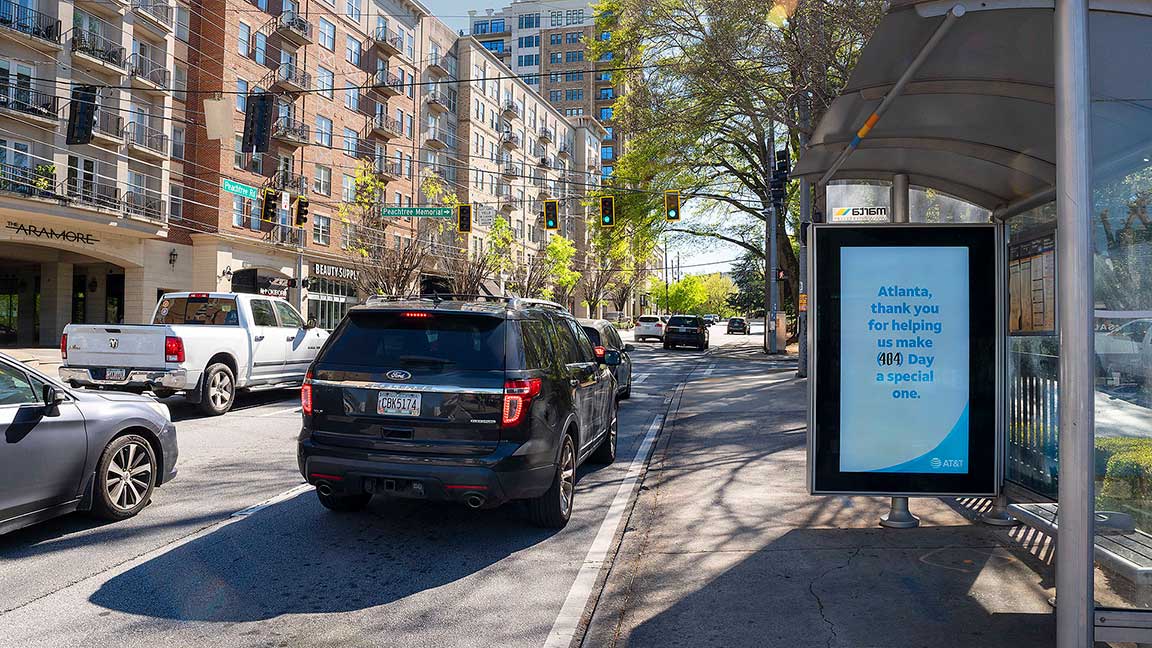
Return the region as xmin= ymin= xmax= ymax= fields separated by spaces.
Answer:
xmin=764 ymin=126 xmax=777 ymax=354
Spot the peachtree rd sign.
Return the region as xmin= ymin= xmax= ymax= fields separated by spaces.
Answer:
xmin=223 ymin=179 xmax=258 ymax=200
xmin=379 ymin=206 xmax=453 ymax=218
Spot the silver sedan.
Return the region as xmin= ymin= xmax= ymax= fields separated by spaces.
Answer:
xmin=0 ymin=353 xmax=178 ymax=535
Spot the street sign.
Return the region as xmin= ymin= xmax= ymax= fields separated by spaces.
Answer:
xmin=379 ymin=206 xmax=453 ymax=218
xmin=476 ymin=204 xmax=496 ymax=227
xmin=223 ymin=179 xmax=257 ymax=200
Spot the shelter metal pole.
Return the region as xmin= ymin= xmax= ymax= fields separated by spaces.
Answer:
xmin=892 ymin=174 xmax=910 ymax=222
xmin=1054 ymin=0 xmax=1094 ymax=645
xmin=797 ymin=94 xmax=811 ymax=377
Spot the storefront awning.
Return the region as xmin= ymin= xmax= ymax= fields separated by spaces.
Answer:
xmin=792 ymin=1 xmax=1152 ymax=214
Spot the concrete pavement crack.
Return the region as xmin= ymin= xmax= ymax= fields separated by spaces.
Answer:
xmin=808 ymin=547 xmax=861 ymax=648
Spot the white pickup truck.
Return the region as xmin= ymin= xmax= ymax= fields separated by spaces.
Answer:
xmin=60 ymin=292 xmax=330 ymax=415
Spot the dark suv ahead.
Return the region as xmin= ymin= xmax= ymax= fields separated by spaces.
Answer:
xmin=298 ymin=296 xmax=621 ymax=528
xmin=663 ymin=315 xmax=710 ymax=350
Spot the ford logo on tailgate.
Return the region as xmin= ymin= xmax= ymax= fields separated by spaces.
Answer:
xmin=386 ymin=370 xmax=412 ymax=381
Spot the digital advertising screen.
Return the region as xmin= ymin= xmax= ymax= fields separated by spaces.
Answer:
xmin=810 ymin=225 xmax=998 ymax=496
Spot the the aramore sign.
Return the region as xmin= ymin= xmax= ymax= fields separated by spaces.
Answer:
xmin=6 ymin=221 xmax=99 ymax=245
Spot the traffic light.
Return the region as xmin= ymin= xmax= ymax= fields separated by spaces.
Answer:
xmin=457 ymin=203 xmax=472 ymax=233
xmin=293 ymin=196 xmax=309 ymax=226
xmin=66 ymin=85 xmax=98 ymax=145
xmin=770 ymin=148 xmax=789 ymax=204
xmin=260 ymin=188 xmax=280 ymax=222
xmin=543 ymin=199 xmax=559 ymax=230
xmin=600 ymin=195 xmax=615 ymax=228
xmin=242 ymin=92 xmax=275 ymax=154
xmin=664 ymin=190 xmax=681 ymax=221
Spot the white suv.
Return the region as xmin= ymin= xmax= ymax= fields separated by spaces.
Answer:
xmin=634 ymin=315 xmax=666 ymax=342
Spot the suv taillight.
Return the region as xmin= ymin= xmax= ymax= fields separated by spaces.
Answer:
xmin=655 ymin=323 xmax=662 ymax=328
xmin=301 ymin=370 xmax=313 ymax=415
xmin=502 ymin=377 xmax=542 ymax=427
xmin=60 ymin=333 xmax=67 ymax=360
xmin=164 ymin=336 xmax=185 ymax=363
xmin=593 ymin=345 xmax=606 ymax=360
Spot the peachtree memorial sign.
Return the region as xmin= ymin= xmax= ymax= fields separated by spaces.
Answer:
xmin=379 ymin=206 xmax=453 ymax=218
xmin=808 ymin=224 xmax=999 ymax=496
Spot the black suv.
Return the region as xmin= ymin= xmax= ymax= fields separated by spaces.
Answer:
xmin=298 ymin=296 xmax=621 ymax=528
xmin=663 ymin=315 xmax=710 ymax=350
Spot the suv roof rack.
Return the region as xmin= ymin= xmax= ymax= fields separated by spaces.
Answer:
xmin=362 ymin=293 xmax=569 ymax=313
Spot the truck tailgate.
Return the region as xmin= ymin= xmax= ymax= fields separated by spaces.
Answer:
xmin=64 ymin=325 xmax=170 ymax=368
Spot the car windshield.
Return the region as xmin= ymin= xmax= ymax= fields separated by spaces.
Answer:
xmin=320 ymin=311 xmax=506 ymax=371
xmin=152 ymin=296 xmax=240 ymax=325
xmin=668 ymin=316 xmax=698 ymax=327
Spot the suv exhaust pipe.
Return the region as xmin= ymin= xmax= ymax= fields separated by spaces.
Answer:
xmin=316 ymin=482 xmax=334 ymax=497
xmin=464 ymin=493 xmax=486 ymax=509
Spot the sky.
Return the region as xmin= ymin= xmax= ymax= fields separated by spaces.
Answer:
xmin=421 ymin=1 xmax=477 ymax=34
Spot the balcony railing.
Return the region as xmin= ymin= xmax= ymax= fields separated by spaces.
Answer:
xmin=0 ymin=85 xmax=58 ymax=120
xmin=425 ymin=91 xmax=452 ymax=112
xmin=374 ymin=157 xmax=403 ymax=179
xmin=369 ymin=113 xmax=403 ymax=138
xmin=538 ymin=127 xmax=554 ymax=143
xmin=502 ymin=162 xmax=519 ymax=177
xmin=271 ymin=62 xmax=310 ymax=90
xmin=371 ymin=26 xmax=404 ymax=56
xmin=123 ymin=189 xmax=164 ymax=221
xmin=0 ymin=162 xmax=53 ymax=197
xmin=71 ymin=30 xmax=126 ymax=68
xmin=501 ymin=101 xmax=520 ymax=119
xmin=130 ymin=0 xmax=173 ymax=29
xmin=500 ymin=131 xmax=521 ymax=149
xmin=270 ymin=169 xmax=308 ymax=194
xmin=0 ymin=0 xmax=61 ymax=45
xmin=125 ymin=121 xmax=168 ymax=154
xmin=427 ymin=52 xmax=454 ymax=76
xmin=94 ymin=110 xmax=122 ymax=138
xmin=265 ymin=223 xmax=305 ymax=246
xmin=558 ymin=144 xmax=572 ymax=158
xmin=273 ymin=11 xmax=312 ymax=43
xmin=271 ymin=115 xmax=309 ymax=144
xmin=370 ymin=69 xmax=403 ymax=95
xmin=65 ymin=176 xmax=120 ymax=211
xmin=424 ymin=127 xmax=455 ymax=149
xmin=129 ymin=52 xmax=170 ymax=88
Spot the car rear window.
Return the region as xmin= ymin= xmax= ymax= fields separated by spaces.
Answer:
xmin=638 ymin=316 xmax=660 ymax=323
xmin=581 ymin=326 xmax=602 ymax=346
xmin=321 ymin=312 xmax=506 ymax=371
xmin=153 ymin=296 xmax=240 ymax=325
xmin=668 ymin=316 xmax=699 ymax=327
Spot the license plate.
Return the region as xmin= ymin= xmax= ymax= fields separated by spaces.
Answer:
xmin=106 ymin=368 xmax=127 ymax=381
xmin=377 ymin=391 xmax=421 ymax=417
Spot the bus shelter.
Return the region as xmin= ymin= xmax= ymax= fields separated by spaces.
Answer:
xmin=793 ymin=1 xmax=1152 ymax=645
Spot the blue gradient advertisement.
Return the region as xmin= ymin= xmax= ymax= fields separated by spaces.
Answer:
xmin=839 ymin=246 xmax=970 ymax=473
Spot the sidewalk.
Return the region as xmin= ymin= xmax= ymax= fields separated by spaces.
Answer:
xmin=582 ymin=352 xmax=1057 ymax=648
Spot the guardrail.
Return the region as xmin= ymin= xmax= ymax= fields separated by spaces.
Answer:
xmin=71 ymin=30 xmax=126 ymax=67
xmin=0 ymin=0 xmax=60 ymax=43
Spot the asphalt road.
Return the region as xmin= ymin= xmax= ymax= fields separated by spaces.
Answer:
xmin=0 ymin=325 xmax=760 ymax=648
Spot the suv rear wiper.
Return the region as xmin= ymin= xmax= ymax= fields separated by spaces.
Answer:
xmin=398 ymin=355 xmax=457 ymax=365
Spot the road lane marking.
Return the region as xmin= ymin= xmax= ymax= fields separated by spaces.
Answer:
xmin=700 ymin=364 xmax=716 ymax=378
xmin=543 ymin=414 xmax=665 ymax=648
xmin=231 ymin=483 xmax=312 ymax=517
xmin=631 ymin=373 xmax=649 ymax=385
xmin=254 ymin=406 xmax=302 ymax=418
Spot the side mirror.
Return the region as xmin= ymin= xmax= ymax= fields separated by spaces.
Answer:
xmin=305 ymin=317 xmax=318 ymax=330
xmin=42 ymin=384 xmax=64 ymax=407
xmin=624 ymin=344 xmax=635 ymax=352
xmin=603 ymin=349 xmax=622 ymax=366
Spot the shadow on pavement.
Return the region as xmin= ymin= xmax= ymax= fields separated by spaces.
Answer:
xmin=165 ymin=389 xmax=299 ymax=422
xmin=88 ymin=489 xmax=560 ymax=622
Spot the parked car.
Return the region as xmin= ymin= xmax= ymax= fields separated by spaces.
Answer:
xmin=298 ymin=296 xmax=621 ymax=529
xmin=580 ymin=318 xmax=634 ymax=400
xmin=727 ymin=317 xmax=749 ymax=335
xmin=634 ymin=315 xmax=666 ymax=342
xmin=664 ymin=315 xmax=710 ymax=350
xmin=60 ymin=292 xmax=329 ymax=416
xmin=0 ymin=352 xmax=178 ymax=535
xmin=1096 ymin=318 xmax=1152 ymax=383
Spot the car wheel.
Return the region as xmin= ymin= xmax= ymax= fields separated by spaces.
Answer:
xmin=91 ymin=434 xmax=156 ymax=521
xmin=198 ymin=363 xmax=235 ymax=416
xmin=528 ymin=433 xmax=576 ymax=528
xmin=590 ymin=402 xmax=618 ymax=464
xmin=317 ymin=489 xmax=372 ymax=512
xmin=620 ymin=383 xmax=632 ymax=400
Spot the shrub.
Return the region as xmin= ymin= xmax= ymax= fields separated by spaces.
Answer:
xmin=1096 ymin=437 xmax=1152 ymax=500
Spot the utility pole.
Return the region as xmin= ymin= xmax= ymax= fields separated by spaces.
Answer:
xmin=764 ymin=124 xmax=777 ymax=354
xmin=797 ymin=93 xmax=811 ymax=375
xmin=676 ymin=253 xmax=681 ymax=281
xmin=663 ymin=237 xmax=670 ymax=314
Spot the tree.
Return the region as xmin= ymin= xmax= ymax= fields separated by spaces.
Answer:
xmin=727 ymin=251 xmax=766 ymax=315
xmin=446 ymin=216 xmax=513 ymax=295
xmin=582 ymin=224 xmax=627 ymax=316
xmin=651 ymin=275 xmax=707 ymax=314
xmin=700 ymin=272 xmax=736 ymax=316
xmin=546 ymin=235 xmax=582 ymax=304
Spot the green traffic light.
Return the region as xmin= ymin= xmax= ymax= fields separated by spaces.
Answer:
xmin=668 ymin=209 xmax=677 ymax=218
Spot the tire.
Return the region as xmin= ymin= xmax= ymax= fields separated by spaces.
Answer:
xmin=620 ymin=384 xmax=632 ymax=400
xmin=90 ymin=434 xmax=156 ymax=521
xmin=528 ymin=433 xmax=576 ymax=528
xmin=198 ymin=363 xmax=235 ymax=416
xmin=590 ymin=402 xmax=618 ymax=464
xmin=317 ymin=490 xmax=372 ymax=512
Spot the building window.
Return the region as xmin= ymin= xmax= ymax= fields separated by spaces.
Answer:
xmin=254 ymin=32 xmax=266 ymax=65
xmin=473 ymin=20 xmax=489 ymax=34
xmin=598 ymin=71 xmax=612 ymax=81
xmin=600 ymin=107 xmax=613 ymax=121
xmin=550 ymin=11 xmax=562 ymax=26
xmin=238 ymin=22 xmax=250 ymax=55
xmin=172 ymin=127 xmax=185 ymax=158
xmin=482 ymin=40 xmax=504 ymax=54
xmin=565 ymin=9 xmax=584 ymax=25
xmin=517 ymin=35 xmax=539 ymax=48
xmin=565 ymin=32 xmax=581 ymax=44
xmin=565 ymin=51 xmax=584 ymax=63
xmin=342 ymin=174 xmax=355 ymax=201
xmin=565 ymin=89 xmax=583 ymax=101
xmin=490 ymin=19 xmax=505 ymax=32
xmin=565 ymin=71 xmax=584 ymax=82
xmin=343 ymin=128 xmax=358 ymax=155
xmin=602 ymin=146 xmax=614 ymax=160
xmin=604 ymin=126 xmax=614 ymax=140
xmin=345 ymin=85 xmax=359 ymax=110
xmin=316 ymin=116 xmax=332 ymax=146
xmin=313 ymin=165 xmax=331 ymax=195
xmin=549 ymin=52 xmax=561 ymax=64
xmin=173 ymin=65 xmax=187 ymax=102
xmin=517 ymin=54 xmax=539 ymax=67
xmin=345 ymin=0 xmax=361 ymax=21
xmin=602 ymin=165 xmax=614 ymax=179
xmin=169 ymin=184 xmax=183 ymax=220
xmin=550 ymin=34 xmax=562 ymax=45
xmin=175 ymin=6 xmax=190 ymax=41
xmin=232 ymin=194 xmax=246 ymax=227
xmin=313 ymin=214 xmax=331 ymax=245
xmin=236 ymin=79 xmax=248 ymax=111
xmin=600 ymin=52 xmax=614 ymax=61
xmin=599 ymin=87 xmax=614 ymax=100
xmin=318 ymin=18 xmax=335 ymax=50
xmin=345 ymin=36 xmax=361 ymax=65
xmin=517 ymin=13 xmax=539 ymax=29
xmin=317 ymin=66 xmax=333 ymax=98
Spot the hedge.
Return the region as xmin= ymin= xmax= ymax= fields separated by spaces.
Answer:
xmin=1096 ymin=436 xmax=1152 ymax=500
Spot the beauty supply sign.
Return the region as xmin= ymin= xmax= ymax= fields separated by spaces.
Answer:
xmin=809 ymin=224 xmax=999 ymax=496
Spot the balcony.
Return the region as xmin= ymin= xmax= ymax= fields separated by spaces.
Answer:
xmin=558 ymin=144 xmax=572 ymax=159
xmin=368 ymin=113 xmax=403 ymax=139
xmin=537 ymin=156 xmax=553 ymax=169
xmin=374 ymin=158 xmax=403 ymax=181
xmin=424 ymin=127 xmax=453 ymax=150
xmin=91 ymin=110 xmax=123 ymax=147
xmin=65 ymin=177 xmax=121 ymax=212
xmin=426 ymin=52 xmax=452 ymax=77
xmin=271 ymin=115 xmax=310 ymax=146
xmin=123 ymin=189 xmax=165 ymax=222
xmin=70 ymin=31 xmax=127 ymax=73
xmin=501 ymin=101 xmax=520 ymax=120
xmin=130 ymin=0 xmax=173 ymax=34
xmin=124 ymin=121 xmax=169 ymax=159
xmin=128 ymin=52 xmax=170 ymax=93
xmin=0 ymin=0 xmax=61 ymax=50
xmin=538 ymin=127 xmax=554 ymax=144
xmin=265 ymin=223 xmax=305 ymax=247
xmin=270 ymin=62 xmax=310 ymax=92
xmin=0 ymin=162 xmax=54 ymax=199
xmin=273 ymin=11 xmax=312 ymax=46
xmin=270 ymin=169 xmax=308 ymax=194
xmin=425 ymin=91 xmax=452 ymax=114
xmin=370 ymin=26 xmax=404 ymax=57
xmin=498 ymin=194 xmax=515 ymax=212
xmin=501 ymin=162 xmax=519 ymax=179
xmin=0 ymin=86 xmax=59 ymax=126
xmin=369 ymin=69 xmax=403 ymax=97
xmin=500 ymin=131 xmax=520 ymax=150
